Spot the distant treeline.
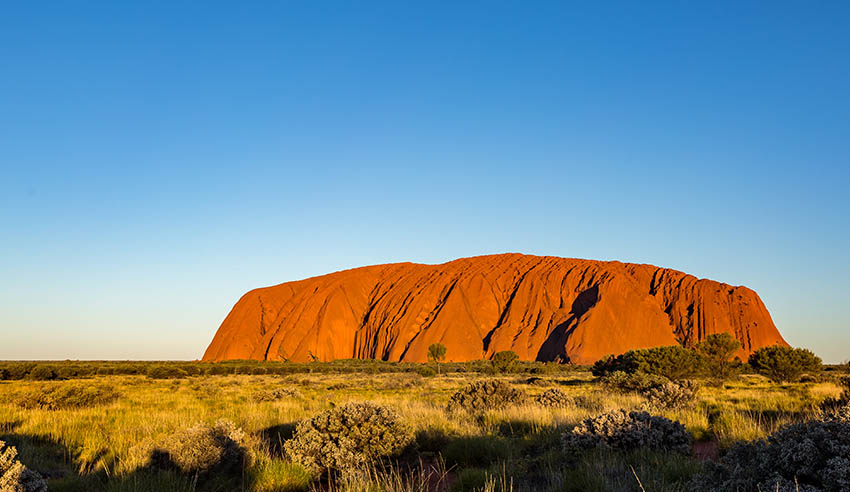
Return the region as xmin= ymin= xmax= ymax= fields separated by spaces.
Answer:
xmin=0 ymin=358 xmax=581 ymax=380
xmin=1 ymin=353 xmax=844 ymax=382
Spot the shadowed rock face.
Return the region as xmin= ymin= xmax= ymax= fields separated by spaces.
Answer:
xmin=202 ymin=254 xmax=787 ymax=364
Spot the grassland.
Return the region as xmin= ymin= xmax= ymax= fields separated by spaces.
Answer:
xmin=0 ymin=361 xmax=847 ymax=492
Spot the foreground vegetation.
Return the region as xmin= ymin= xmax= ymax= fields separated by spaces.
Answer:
xmin=1 ymin=352 xmax=848 ymax=492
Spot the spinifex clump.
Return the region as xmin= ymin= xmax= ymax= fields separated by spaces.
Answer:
xmin=447 ymin=380 xmax=527 ymax=413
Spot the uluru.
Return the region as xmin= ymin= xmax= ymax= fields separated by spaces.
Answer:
xmin=202 ymin=254 xmax=787 ymax=365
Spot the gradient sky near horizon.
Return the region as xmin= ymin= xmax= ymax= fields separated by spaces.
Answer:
xmin=1 ymin=2 xmax=848 ymax=362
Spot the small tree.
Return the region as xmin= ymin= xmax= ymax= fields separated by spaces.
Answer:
xmin=427 ymin=343 xmax=447 ymax=375
xmin=748 ymin=345 xmax=822 ymax=383
xmin=492 ymin=351 xmax=519 ymax=373
xmin=696 ymin=333 xmax=741 ymax=382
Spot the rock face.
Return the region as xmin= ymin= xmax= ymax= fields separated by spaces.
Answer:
xmin=203 ymin=254 xmax=787 ymax=364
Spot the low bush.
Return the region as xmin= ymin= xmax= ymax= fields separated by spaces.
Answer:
xmin=446 ymin=380 xmax=526 ymax=412
xmin=284 ymin=401 xmax=413 ymax=474
xmin=146 ymin=365 xmax=188 ymax=379
xmin=534 ymin=388 xmax=571 ymax=408
xmin=690 ymin=414 xmax=850 ymax=491
xmin=14 ymin=383 xmax=119 ymax=410
xmin=600 ymin=371 xmax=668 ymax=394
xmin=153 ymin=419 xmax=249 ymax=476
xmin=376 ymin=374 xmax=424 ymax=390
xmin=592 ymin=354 xmax=634 ymax=377
xmin=625 ymin=345 xmax=704 ymax=380
xmin=593 ymin=346 xmax=703 ymax=380
xmin=250 ymin=387 xmax=299 ymax=402
xmin=0 ymin=440 xmax=47 ymax=492
xmin=27 ymin=365 xmax=59 ymax=381
xmin=748 ymin=345 xmax=822 ymax=383
xmin=644 ymin=380 xmax=699 ymax=409
xmin=0 ymin=363 xmax=35 ymax=380
xmin=563 ymin=409 xmax=691 ymax=455
xmin=55 ymin=364 xmax=95 ymax=379
xmin=204 ymin=364 xmax=235 ymax=376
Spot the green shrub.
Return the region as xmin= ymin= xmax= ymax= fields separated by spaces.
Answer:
xmin=14 ymin=383 xmax=119 ymax=410
xmin=234 ymin=365 xmax=255 ymax=375
xmin=180 ymin=365 xmax=203 ymax=376
xmin=592 ymin=346 xmax=703 ymax=380
xmin=204 ymin=364 xmax=234 ymax=376
xmin=690 ymin=413 xmax=850 ymax=491
xmin=446 ymin=380 xmax=526 ymax=412
xmin=748 ymin=345 xmax=822 ymax=383
xmin=563 ymin=409 xmax=691 ymax=455
xmin=146 ymin=365 xmax=188 ymax=379
xmin=0 ymin=440 xmax=47 ymax=492
xmin=600 ymin=371 xmax=668 ymax=393
xmin=600 ymin=369 xmax=698 ymax=409
xmin=696 ymin=333 xmax=742 ymax=382
xmin=2 ymin=363 xmax=35 ymax=380
xmin=591 ymin=354 xmax=634 ymax=377
xmin=153 ymin=419 xmax=249 ymax=476
xmin=416 ymin=366 xmax=437 ymax=378
xmin=491 ymin=351 xmax=519 ymax=373
xmin=55 ymin=364 xmax=95 ymax=379
xmin=625 ymin=345 xmax=704 ymax=380
xmin=534 ymin=388 xmax=571 ymax=408
xmin=462 ymin=360 xmax=496 ymax=375
xmin=28 ymin=365 xmax=59 ymax=381
xmin=284 ymin=402 xmax=413 ymax=474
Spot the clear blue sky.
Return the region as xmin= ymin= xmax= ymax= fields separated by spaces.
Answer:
xmin=1 ymin=2 xmax=848 ymax=362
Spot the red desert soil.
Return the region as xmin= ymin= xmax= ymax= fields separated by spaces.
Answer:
xmin=203 ymin=253 xmax=787 ymax=364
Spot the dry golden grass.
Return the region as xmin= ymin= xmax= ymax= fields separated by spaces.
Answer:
xmin=0 ymin=369 xmax=845 ymax=491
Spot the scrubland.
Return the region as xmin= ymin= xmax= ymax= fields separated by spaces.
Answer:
xmin=0 ymin=359 xmax=847 ymax=492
